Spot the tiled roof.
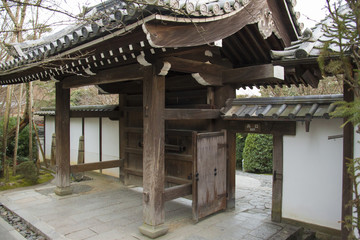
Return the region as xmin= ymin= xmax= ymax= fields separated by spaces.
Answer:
xmin=270 ymin=5 xmax=350 ymax=61
xmin=1 ymin=0 xmax=300 ymax=73
xmin=35 ymin=104 xmax=118 ymax=116
xmin=222 ymin=94 xmax=343 ymax=121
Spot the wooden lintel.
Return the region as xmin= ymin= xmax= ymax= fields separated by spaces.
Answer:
xmin=70 ymin=110 xmax=119 ymax=119
xmin=226 ymin=121 xmax=296 ymax=135
xmin=159 ymin=57 xmax=227 ymax=78
xmin=164 ymin=109 xmax=220 ymax=120
xmin=70 ymin=159 xmax=123 ymax=173
xmin=223 ymin=64 xmax=284 ymax=85
xmin=164 ymin=183 xmax=192 ymax=202
xmin=62 ymin=64 xmax=143 ymax=89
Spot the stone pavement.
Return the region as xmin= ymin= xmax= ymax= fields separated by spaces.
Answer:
xmin=0 ymin=171 xmax=300 ymax=240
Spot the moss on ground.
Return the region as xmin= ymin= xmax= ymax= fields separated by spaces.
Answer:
xmin=0 ymin=168 xmax=54 ymax=191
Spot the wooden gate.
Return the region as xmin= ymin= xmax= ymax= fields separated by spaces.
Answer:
xmin=192 ymin=130 xmax=227 ymax=222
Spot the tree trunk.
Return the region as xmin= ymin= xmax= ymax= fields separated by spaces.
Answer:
xmin=13 ymin=84 xmax=23 ymax=175
xmin=1 ymin=85 xmax=13 ymax=178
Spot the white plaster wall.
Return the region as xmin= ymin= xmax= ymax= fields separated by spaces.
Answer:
xmin=283 ymin=119 xmax=343 ymax=230
xmin=44 ymin=116 xmax=55 ymax=160
xmin=84 ymin=118 xmax=100 ymax=164
xmin=101 ymin=118 xmax=120 ymax=177
xmin=70 ymin=118 xmax=83 ymax=164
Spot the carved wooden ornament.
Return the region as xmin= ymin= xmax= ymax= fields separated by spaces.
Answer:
xmin=257 ymin=8 xmax=276 ymax=39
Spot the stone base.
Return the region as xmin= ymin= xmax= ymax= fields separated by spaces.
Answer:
xmin=54 ymin=186 xmax=72 ymax=196
xmin=139 ymin=223 xmax=168 ymax=239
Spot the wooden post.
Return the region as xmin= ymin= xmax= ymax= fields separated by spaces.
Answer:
xmin=272 ymin=133 xmax=283 ymax=222
xmin=341 ymin=84 xmax=354 ymax=240
xmin=50 ymin=133 xmax=56 ymax=167
xmin=227 ymin=131 xmax=236 ymax=209
xmin=73 ymin=136 xmax=85 ymax=181
xmin=54 ymin=82 xmax=72 ymax=196
xmin=214 ymin=85 xmax=236 ymax=209
xmin=99 ymin=117 xmax=102 ymax=174
xmin=119 ymin=94 xmax=126 ymax=183
xmin=138 ymin=66 xmax=168 ymax=238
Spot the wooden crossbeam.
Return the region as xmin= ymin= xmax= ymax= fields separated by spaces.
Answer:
xmin=70 ymin=159 xmax=123 ymax=173
xmin=164 ymin=183 xmax=192 ymax=202
xmin=164 ymin=109 xmax=220 ymax=120
xmin=223 ymin=64 xmax=284 ymax=84
xmin=62 ymin=64 xmax=143 ymax=89
xmin=158 ymin=57 xmax=227 ymax=77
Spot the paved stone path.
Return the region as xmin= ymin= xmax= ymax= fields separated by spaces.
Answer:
xmin=0 ymin=171 xmax=300 ymax=240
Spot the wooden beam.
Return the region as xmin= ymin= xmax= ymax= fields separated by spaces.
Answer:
xmin=226 ymin=121 xmax=296 ymax=136
xmin=70 ymin=110 xmax=119 ymax=118
xmin=223 ymin=64 xmax=284 ymax=85
xmin=62 ymin=64 xmax=143 ymax=89
xmin=301 ymin=70 xmax=319 ymax=88
xmin=140 ymin=66 xmax=168 ymax=238
xmin=158 ymin=57 xmax=226 ymax=81
xmin=164 ymin=183 xmax=192 ymax=202
xmin=164 ymin=109 xmax=220 ymax=120
xmin=272 ymin=133 xmax=283 ymax=222
xmin=70 ymin=160 xmax=122 ymax=173
xmin=54 ymin=82 xmax=72 ymax=196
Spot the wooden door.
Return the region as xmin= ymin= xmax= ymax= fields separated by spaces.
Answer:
xmin=193 ymin=130 xmax=227 ymax=222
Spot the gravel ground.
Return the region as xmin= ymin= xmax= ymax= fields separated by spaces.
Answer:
xmin=0 ymin=204 xmax=46 ymax=240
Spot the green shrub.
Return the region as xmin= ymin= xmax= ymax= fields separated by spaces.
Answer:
xmin=235 ymin=133 xmax=247 ymax=169
xmin=0 ymin=117 xmax=37 ymax=162
xmin=17 ymin=161 xmax=38 ymax=183
xmin=243 ymin=134 xmax=273 ymax=173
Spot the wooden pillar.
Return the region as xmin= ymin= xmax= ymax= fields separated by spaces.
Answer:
xmin=54 ymin=82 xmax=72 ymax=196
xmin=214 ymin=85 xmax=236 ymax=209
xmin=341 ymin=84 xmax=354 ymax=240
xmin=272 ymin=133 xmax=283 ymax=222
xmin=227 ymin=131 xmax=236 ymax=209
xmin=139 ymin=66 xmax=168 ymax=238
xmin=119 ymin=94 xmax=126 ymax=183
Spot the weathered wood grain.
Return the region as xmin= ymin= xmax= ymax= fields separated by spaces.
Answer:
xmin=272 ymin=133 xmax=283 ymax=222
xmin=55 ymin=82 xmax=71 ymax=191
xmin=142 ymin=66 xmax=166 ymax=226
xmin=164 ymin=183 xmax=192 ymax=202
xmin=70 ymin=160 xmax=123 ymax=173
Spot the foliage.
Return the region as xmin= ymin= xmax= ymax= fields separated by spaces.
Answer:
xmin=242 ymin=134 xmax=273 ymax=173
xmin=319 ymin=1 xmax=360 ymax=237
xmin=0 ymin=117 xmax=37 ymax=162
xmin=344 ymin=157 xmax=360 ymax=239
xmin=235 ymin=133 xmax=247 ymax=169
xmin=70 ymin=86 xmax=119 ymax=106
xmin=16 ymin=161 xmax=38 ymax=184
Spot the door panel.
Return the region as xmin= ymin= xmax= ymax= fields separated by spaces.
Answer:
xmin=193 ymin=131 xmax=227 ymax=221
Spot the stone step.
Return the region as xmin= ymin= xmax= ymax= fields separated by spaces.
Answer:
xmin=302 ymin=229 xmax=316 ymax=240
xmin=268 ymin=225 xmax=303 ymax=240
